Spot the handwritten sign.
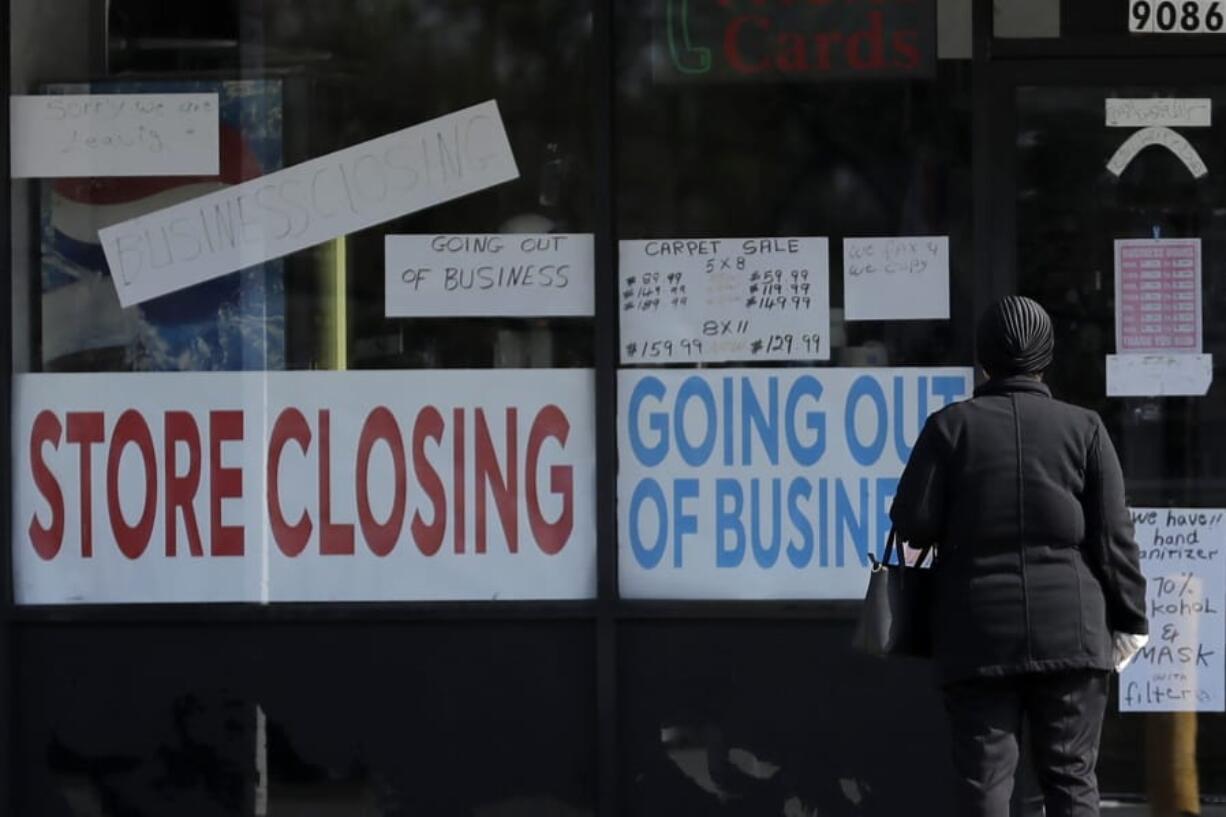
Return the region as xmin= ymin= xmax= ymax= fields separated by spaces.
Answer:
xmin=619 ymin=237 xmax=830 ymax=364
xmin=843 ymin=236 xmax=949 ymax=321
xmin=1107 ymin=127 xmax=1209 ymax=179
xmin=11 ymin=93 xmax=219 ymax=179
xmin=385 ymin=234 xmax=593 ymax=317
xmin=1106 ymin=353 xmax=1214 ymax=397
xmin=99 ymin=100 xmax=519 ymax=307
xmin=1121 ymin=508 xmax=1225 ymax=712
xmin=1115 ymin=239 xmax=1202 ymax=354
xmin=1106 ymin=98 xmax=1212 ymax=128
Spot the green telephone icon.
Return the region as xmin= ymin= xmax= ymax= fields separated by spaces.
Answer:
xmin=666 ymin=0 xmax=712 ymax=75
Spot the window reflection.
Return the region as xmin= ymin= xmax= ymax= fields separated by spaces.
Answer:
xmin=19 ymin=625 xmax=595 ymax=816
xmin=616 ymin=1 xmax=974 ymax=370
xmin=14 ymin=0 xmax=595 ymax=375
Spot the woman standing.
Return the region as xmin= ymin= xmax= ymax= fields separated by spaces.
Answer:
xmin=891 ymin=296 xmax=1149 ymax=817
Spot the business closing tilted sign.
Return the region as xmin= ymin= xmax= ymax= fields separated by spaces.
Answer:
xmin=618 ymin=368 xmax=973 ymax=599
xmin=14 ymin=370 xmax=595 ymax=604
xmin=98 ymin=100 xmax=519 ymax=307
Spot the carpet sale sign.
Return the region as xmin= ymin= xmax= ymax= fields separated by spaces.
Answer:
xmin=14 ymin=370 xmax=595 ymax=604
xmin=618 ymin=367 xmax=972 ymax=599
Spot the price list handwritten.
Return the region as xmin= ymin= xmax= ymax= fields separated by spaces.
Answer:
xmin=1115 ymin=239 xmax=1202 ymax=354
xmin=619 ymin=237 xmax=830 ymax=364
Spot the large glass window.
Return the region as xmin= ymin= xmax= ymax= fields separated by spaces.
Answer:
xmin=12 ymin=2 xmax=1226 ymax=816
xmin=15 ymin=0 xmax=595 ymax=375
xmin=9 ymin=1 xmax=598 ymax=809
xmin=615 ymin=1 xmax=975 ymax=370
xmin=613 ymin=0 xmax=975 ymax=607
xmin=11 ymin=1 xmax=598 ymax=595
xmin=612 ymin=0 xmax=978 ymax=805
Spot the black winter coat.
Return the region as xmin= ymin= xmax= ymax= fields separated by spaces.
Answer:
xmin=890 ymin=376 xmax=1148 ymax=683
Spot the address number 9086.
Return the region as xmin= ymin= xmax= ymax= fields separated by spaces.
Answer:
xmin=1131 ymin=0 xmax=1226 ymax=32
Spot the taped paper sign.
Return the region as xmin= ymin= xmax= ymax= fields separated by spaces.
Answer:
xmin=13 ymin=369 xmax=595 ymax=604
xmin=619 ymin=237 xmax=831 ymax=364
xmin=11 ymin=93 xmax=220 ymax=178
xmin=1115 ymin=238 xmax=1202 ymax=353
xmin=618 ymin=367 xmax=973 ymax=599
xmin=1105 ymin=98 xmax=1212 ymax=128
xmin=99 ymin=100 xmax=519 ymax=307
xmin=1106 ymin=354 xmax=1213 ymax=397
xmin=1120 ymin=508 xmax=1225 ymax=712
xmin=843 ymin=236 xmax=950 ymax=321
xmin=1107 ymin=126 xmax=1208 ymax=179
xmin=385 ymin=234 xmax=594 ymax=317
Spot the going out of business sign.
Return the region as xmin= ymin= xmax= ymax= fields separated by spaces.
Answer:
xmin=618 ymin=368 xmax=972 ymax=599
xmin=14 ymin=370 xmax=595 ymax=604
xmin=654 ymin=0 xmax=936 ymax=82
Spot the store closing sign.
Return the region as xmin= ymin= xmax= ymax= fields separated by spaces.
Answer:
xmin=618 ymin=367 xmax=972 ymax=599
xmin=14 ymin=370 xmax=595 ymax=604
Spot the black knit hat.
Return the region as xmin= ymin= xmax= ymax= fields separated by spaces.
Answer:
xmin=976 ymin=295 xmax=1054 ymax=376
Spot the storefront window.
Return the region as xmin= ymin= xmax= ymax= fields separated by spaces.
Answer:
xmin=615 ymin=1 xmax=974 ymax=371
xmin=15 ymin=0 xmax=595 ymax=374
xmin=9 ymin=1 xmax=1226 ymax=815
xmin=613 ymin=0 xmax=979 ymax=811
xmin=10 ymin=1 xmax=597 ymax=812
xmin=614 ymin=0 xmax=975 ymax=603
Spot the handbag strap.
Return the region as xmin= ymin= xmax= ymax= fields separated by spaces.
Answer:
xmin=880 ymin=527 xmax=933 ymax=570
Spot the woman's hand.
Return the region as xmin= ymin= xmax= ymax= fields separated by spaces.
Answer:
xmin=1112 ymin=632 xmax=1149 ymax=672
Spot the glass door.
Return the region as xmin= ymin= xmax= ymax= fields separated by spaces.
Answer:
xmin=995 ymin=60 xmax=1226 ymax=814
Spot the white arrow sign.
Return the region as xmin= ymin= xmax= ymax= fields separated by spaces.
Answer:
xmin=1107 ymin=125 xmax=1208 ymax=179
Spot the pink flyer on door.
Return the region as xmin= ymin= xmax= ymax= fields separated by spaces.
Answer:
xmin=1114 ymin=239 xmax=1202 ymax=354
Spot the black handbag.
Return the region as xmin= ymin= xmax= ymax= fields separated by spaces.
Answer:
xmin=851 ymin=528 xmax=934 ymax=658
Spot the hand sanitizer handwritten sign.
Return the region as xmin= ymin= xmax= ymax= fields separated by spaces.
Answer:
xmin=1121 ymin=508 xmax=1225 ymax=712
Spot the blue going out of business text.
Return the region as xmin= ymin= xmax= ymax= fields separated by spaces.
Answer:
xmin=624 ymin=372 xmax=968 ymax=571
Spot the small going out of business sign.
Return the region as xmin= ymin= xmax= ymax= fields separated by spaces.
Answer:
xmin=618 ymin=367 xmax=972 ymax=599
xmin=654 ymin=0 xmax=936 ymax=82
xmin=385 ymin=233 xmax=594 ymax=318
